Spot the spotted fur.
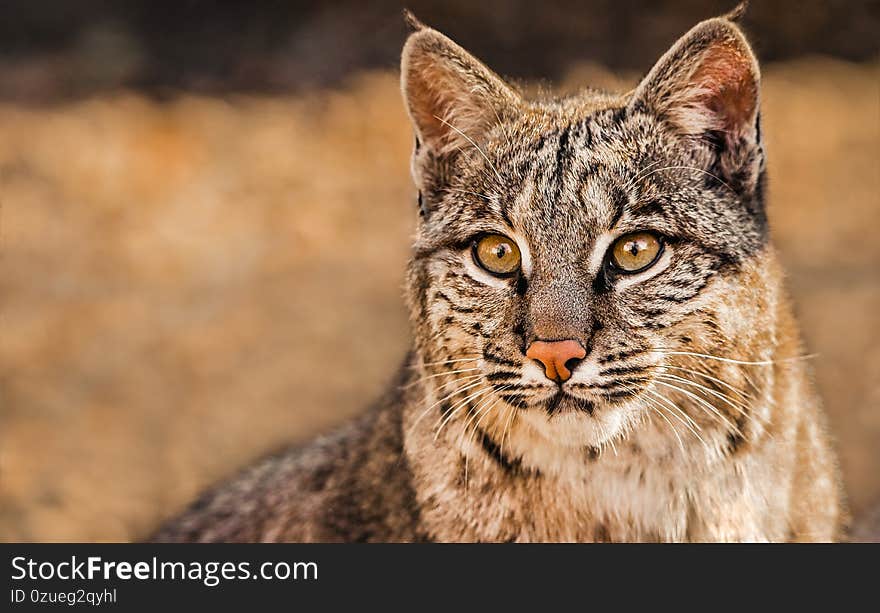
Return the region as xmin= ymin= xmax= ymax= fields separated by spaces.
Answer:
xmin=153 ymin=9 xmax=845 ymax=543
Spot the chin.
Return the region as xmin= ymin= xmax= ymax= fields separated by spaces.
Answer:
xmin=517 ymin=397 xmax=643 ymax=449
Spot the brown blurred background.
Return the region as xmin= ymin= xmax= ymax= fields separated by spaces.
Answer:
xmin=0 ymin=1 xmax=878 ymax=541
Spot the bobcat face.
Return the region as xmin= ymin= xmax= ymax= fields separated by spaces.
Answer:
xmin=403 ymin=15 xmax=767 ymax=448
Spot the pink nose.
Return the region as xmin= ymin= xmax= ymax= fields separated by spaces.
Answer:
xmin=526 ymin=340 xmax=587 ymax=383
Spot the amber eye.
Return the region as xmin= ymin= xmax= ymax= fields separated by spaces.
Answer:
xmin=609 ymin=232 xmax=663 ymax=273
xmin=472 ymin=234 xmax=522 ymax=277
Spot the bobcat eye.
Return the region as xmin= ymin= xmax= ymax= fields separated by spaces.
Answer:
xmin=609 ymin=232 xmax=663 ymax=273
xmin=472 ymin=234 xmax=521 ymax=277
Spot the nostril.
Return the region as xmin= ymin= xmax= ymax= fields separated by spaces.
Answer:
xmin=526 ymin=339 xmax=586 ymax=383
xmin=564 ymin=357 xmax=583 ymax=373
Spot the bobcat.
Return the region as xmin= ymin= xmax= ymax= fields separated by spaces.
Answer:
xmin=153 ymin=7 xmax=845 ymax=542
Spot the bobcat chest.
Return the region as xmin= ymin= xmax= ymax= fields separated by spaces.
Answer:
xmin=409 ymin=428 xmax=694 ymax=542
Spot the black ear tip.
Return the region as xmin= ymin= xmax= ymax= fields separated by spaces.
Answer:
xmin=725 ymin=1 xmax=749 ymax=23
xmin=403 ymin=9 xmax=427 ymax=32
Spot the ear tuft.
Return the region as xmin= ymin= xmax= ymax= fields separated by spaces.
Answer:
xmin=724 ymin=1 xmax=749 ymax=23
xmin=403 ymin=9 xmax=426 ymax=32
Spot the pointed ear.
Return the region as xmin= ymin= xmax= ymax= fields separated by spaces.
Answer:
xmin=629 ymin=16 xmax=760 ymax=144
xmin=400 ymin=27 xmax=521 ymax=156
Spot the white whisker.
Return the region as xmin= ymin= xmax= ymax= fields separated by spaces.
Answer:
xmin=631 ymin=164 xmax=736 ymax=196
xmin=656 ymin=373 xmax=751 ymax=417
xmin=403 ymin=369 xmax=482 ymax=389
xmin=652 ymin=379 xmax=743 ymax=437
xmin=640 ymin=392 xmax=686 ymax=454
xmin=417 ymin=356 xmax=481 ymax=368
xmin=460 ymin=387 xmax=508 ymax=490
xmin=406 ymin=378 xmax=487 ymax=438
xmin=459 ymin=386 xmax=508 ymax=448
xmin=653 ymin=349 xmax=816 ymax=367
xmin=659 ymin=365 xmax=752 ymax=400
xmin=433 ymin=114 xmax=505 ymax=185
xmin=498 ymin=396 xmax=518 ymax=461
xmin=620 ymin=159 xmax=664 ymax=192
xmin=433 ymin=385 xmax=496 ymax=442
xmin=642 ymin=388 xmax=709 ymax=450
xmin=443 ymin=187 xmax=493 ymax=202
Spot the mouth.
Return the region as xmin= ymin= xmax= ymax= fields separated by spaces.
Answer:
xmin=543 ymin=391 xmax=595 ymax=416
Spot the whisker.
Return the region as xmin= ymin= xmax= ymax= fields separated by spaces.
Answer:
xmin=607 ymin=432 xmax=618 ymax=456
xmin=432 ymin=114 xmax=505 ymax=185
xmin=403 ymin=369 xmax=482 ymax=389
xmin=639 ymin=391 xmax=686 ymax=454
xmin=652 ymin=380 xmax=743 ymax=437
xmin=620 ymin=159 xmax=665 ymax=192
xmin=435 ymin=386 xmax=497 ymax=444
xmin=406 ymin=378 xmax=487 ymax=439
xmin=642 ymin=387 xmax=702 ymax=431
xmin=443 ymin=187 xmax=493 ymax=202
xmin=653 ymin=349 xmax=817 ymax=367
xmin=459 ymin=386 xmax=509 ymax=490
xmin=470 ymin=394 xmax=507 ymax=457
xmin=417 ymin=356 xmax=481 ymax=368
xmin=594 ymin=417 xmax=620 ymax=457
xmin=655 ymin=373 xmax=751 ymax=417
xmin=642 ymin=388 xmax=709 ymax=450
xmin=657 ymin=365 xmax=752 ymax=400
xmin=433 ymin=385 xmax=496 ymax=442
xmin=488 ymin=102 xmax=514 ymax=152
xmin=499 ymin=395 xmax=519 ymax=461
xmin=631 ymin=164 xmax=737 ymax=197
xmin=460 ymin=385 xmax=509 ymax=447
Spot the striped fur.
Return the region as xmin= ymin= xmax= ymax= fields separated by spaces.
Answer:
xmin=154 ymin=10 xmax=844 ymax=542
